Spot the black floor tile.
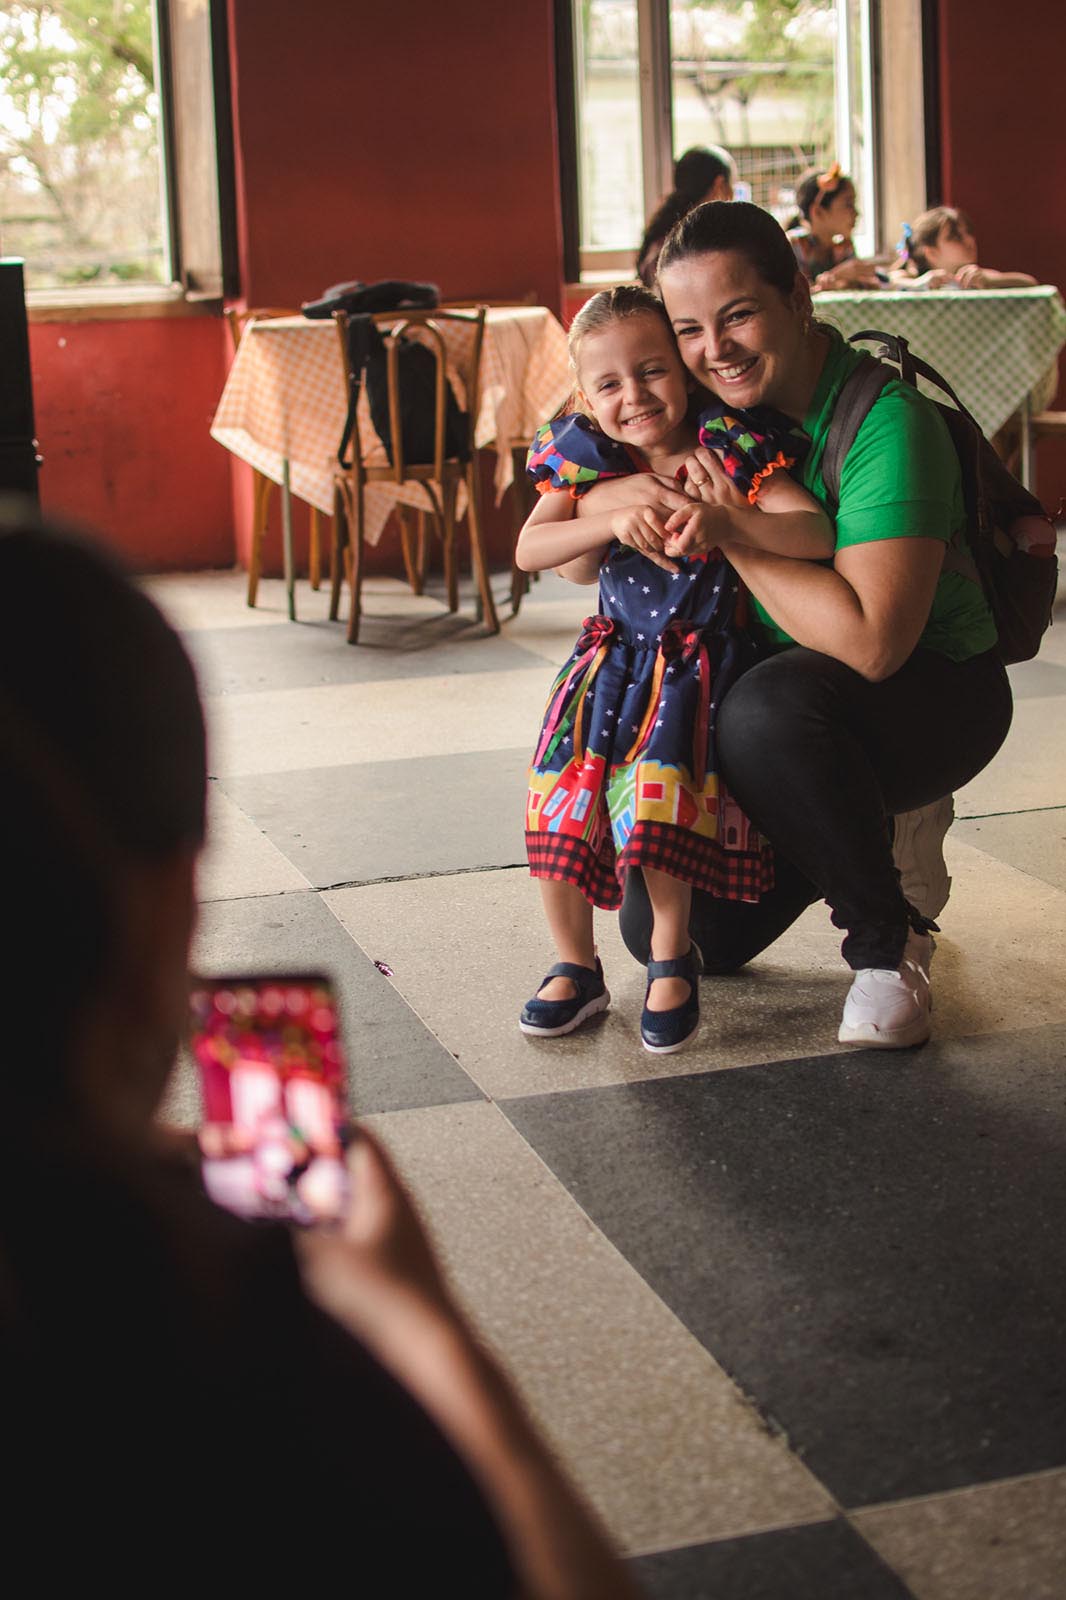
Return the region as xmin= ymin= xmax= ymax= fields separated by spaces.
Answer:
xmin=502 ymin=1026 xmax=1066 ymax=1506
xmin=187 ymin=617 xmax=543 ymax=696
xmin=629 ymin=1519 xmax=914 ymax=1600
xmin=221 ymin=748 xmax=528 ymax=887
xmin=194 ymin=891 xmax=482 ymax=1114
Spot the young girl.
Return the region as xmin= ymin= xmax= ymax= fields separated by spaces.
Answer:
xmin=786 ymin=164 xmax=882 ymax=291
xmin=893 ymin=207 xmax=1037 ymax=290
xmin=514 ymin=285 xmax=834 ymax=1054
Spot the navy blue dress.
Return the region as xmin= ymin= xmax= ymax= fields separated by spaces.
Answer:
xmin=522 ymin=407 xmax=807 ymax=909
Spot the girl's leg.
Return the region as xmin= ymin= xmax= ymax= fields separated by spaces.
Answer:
xmin=642 ymin=866 xmax=693 ymax=1010
xmin=621 ymin=853 xmax=820 ymax=973
xmin=536 ymin=878 xmax=597 ymax=999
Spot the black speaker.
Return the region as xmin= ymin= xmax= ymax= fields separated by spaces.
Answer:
xmin=0 ymin=259 xmax=41 ymax=499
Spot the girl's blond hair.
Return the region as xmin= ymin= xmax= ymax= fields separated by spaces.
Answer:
xmin=564 ymin=285 xmax=675 ymax=413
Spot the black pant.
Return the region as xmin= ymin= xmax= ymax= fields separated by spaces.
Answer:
xmin=620 ymin=645 xmax=1013 ymax=972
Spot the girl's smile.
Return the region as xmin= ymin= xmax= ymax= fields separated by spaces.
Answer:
xmin=576 ymin=313 xmax=691 ymax=456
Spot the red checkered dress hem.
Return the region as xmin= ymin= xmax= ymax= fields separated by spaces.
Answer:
xmin=526 ymin=831 xmax=623 ymax=911
xmin=616 ymin=819 xmax=774 ymax=903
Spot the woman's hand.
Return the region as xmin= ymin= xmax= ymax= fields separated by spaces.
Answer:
xmin=813 ymin=257 xmax=883 ymax=292
xmin=298 ymin=1126 xmax=452 ymax=1316
xmin=610 ymin=506 xmax=678 ymax=572
xmin=682 ymin=445 xmax=750 ymax=509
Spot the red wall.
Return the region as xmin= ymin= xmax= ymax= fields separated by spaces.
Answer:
xmin=221 ymin=0 xmax=565 ymax=574
xmin=938 ymin=0 xmax=1066 ymax=509
xmin=226 ymin=0 xmax=564 ymax=316
xmin=29 ymin=314 xmax=234 ymax=570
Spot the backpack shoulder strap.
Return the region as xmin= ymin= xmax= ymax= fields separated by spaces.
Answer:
xmin=821 ymin=354 xmax=894 ymax=508
xmin=846 ymin=328 xmax=981 ymax=431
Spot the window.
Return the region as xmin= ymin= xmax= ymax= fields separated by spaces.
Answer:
xmin=567 ymin=0 xmax=908 ymax=280
xmin=0 ymin=0 xmax=235 ymax=300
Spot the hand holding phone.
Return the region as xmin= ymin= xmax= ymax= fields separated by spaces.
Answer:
xmin=189 ymin=973 xmax=349 ymax=1225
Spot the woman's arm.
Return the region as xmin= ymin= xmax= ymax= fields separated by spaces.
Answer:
xmin=954 ymin=264 xmax=1038 ymax=289
xmin=718 ymin=535 xmax=945 ymax=681
xmin=668 ymin=441 xmax=947 ymax=680
xmin=298 ymin=1130 xmax=641 ymax=1600
xmin=670 ymin=446 xmax=835 ymax=559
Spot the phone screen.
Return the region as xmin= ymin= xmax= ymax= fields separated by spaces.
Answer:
xmin=189 ymin=974 xmax=349 ymax=1225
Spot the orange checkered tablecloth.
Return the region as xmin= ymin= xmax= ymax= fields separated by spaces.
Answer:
xmin=210 ymin=307 xmax=571 ymax=544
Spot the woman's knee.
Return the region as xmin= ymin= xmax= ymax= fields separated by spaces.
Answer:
xmin=718 ymin=649 xmax=848 ymax=776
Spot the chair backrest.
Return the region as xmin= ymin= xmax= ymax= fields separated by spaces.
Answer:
xmin=333 ymin=306 xmax=486 ymax=486
xmin=225 ymin=305 xmax=300 ymax=353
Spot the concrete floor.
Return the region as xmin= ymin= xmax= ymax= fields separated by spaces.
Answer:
xmin=150 ymin=563 xmax=1066 ymax=1600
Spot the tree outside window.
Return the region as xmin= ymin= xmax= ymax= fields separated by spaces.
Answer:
xmin=573 ymin=0 xmax=847 ymax=270
xmin=0 ymin=0 xmax=168 ymax=290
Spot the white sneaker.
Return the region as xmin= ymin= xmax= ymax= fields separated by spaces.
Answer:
xmin=838 ymin=930 xmax=934 ymax=1049
xmin=892 ymin=797 xmax=954 ymax=920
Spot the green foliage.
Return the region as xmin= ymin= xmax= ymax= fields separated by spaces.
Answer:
xmin=0 ymin=1 xmax=164 ymax=288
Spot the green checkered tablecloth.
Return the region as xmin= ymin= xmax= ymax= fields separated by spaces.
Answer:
xmin=814 ymin=287 xmax=1066 ymax=439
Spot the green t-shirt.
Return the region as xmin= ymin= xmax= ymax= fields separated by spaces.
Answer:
xmin=750 ymin=329 xmax=997 ymax=661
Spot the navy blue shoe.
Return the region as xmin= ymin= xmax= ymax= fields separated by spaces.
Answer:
xmin=520 ymin=959 xmax=610 ymax=1037
xmin=640 ymin=947 xmax=700 ymax=1054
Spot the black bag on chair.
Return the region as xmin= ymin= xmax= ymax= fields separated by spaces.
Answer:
xmin=301 ymin=278 xmax=439 ymax=319
xmin=338 ymin=315 xmax=468 ymax=470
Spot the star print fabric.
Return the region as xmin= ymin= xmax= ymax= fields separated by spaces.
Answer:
xmin=526 ymin=542 xmax=774 ymax=907
xmin=697 ymin=401 xmax=810 ymax=505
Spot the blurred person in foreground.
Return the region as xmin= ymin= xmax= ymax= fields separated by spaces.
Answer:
xmin=0 ymin=503 xmax=638 ymax=1598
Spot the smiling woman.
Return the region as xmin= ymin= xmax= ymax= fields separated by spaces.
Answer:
xmin=583 ymin=200 xmax=1017 ymax=1052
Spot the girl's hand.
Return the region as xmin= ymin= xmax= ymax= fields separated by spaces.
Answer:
xmin=663 ymin=501 xmax=728 ymax=559
xmin=813 ymin=256 xmax=883 ymax=292
xmin=611 ymin=506 xmax=679 ymax=572
xmin=954 ymin=263 xmax=988 ymax=290
xmin=576 ymin=472 xmax=691 ymax=519
xmin=682 ymin=446 xmax=749 ymax=510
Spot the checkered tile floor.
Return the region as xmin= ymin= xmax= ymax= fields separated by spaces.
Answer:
xmin=150 ymin=563 xmax=1066 ymax=1600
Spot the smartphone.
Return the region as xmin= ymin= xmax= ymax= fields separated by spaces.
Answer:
xmin=188 ymin=973 xmax=349 ymax=1225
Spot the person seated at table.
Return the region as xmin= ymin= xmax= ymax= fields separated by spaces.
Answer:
xmin=892 ymin=206 xmax=1038 ymax=290
xmin=637 ymin=144 xmax=736 ymax=286
xmin=0 ymin=505 xmax=639 ymax=1597
xmin=786 ymin=163 xmax=883 ymax=292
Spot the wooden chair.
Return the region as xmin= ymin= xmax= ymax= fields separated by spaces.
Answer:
xmin=225 ymin=307 xmax=330 ymax=607
xmin=330 ymin=307 xmax=500 ymax=644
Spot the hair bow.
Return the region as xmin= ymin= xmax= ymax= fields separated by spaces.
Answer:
xmin=896 ymin=220 xmax=913 ymax=261
xmin=816 ymin=161 xmax=843 ymax=192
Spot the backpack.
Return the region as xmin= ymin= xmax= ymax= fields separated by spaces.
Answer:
xmin=301 ymin=277 xmax=439 ymax=319
xmin=821 ymin=329 xmax=1058 ymax=664
xmin=338 ymin=313 xmax=468 ymax=471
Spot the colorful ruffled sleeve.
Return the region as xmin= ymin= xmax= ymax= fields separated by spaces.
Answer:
xmin=697 ymin=402 xmax=810 ymax=504
xmin=526 ymin=412 xmax=637 ymax=497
